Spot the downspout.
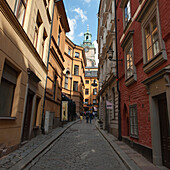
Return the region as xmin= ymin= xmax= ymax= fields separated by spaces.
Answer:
xmin=70 ymin=47 xmax=75 ymax=99
xmin=115 ymin=0 xmax=122 ymax=141
xmin=41 ymin=0 xmax=61 ymax=134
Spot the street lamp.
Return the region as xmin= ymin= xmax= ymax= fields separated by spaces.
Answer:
xmin=107 ymin=48 xmax=123 ymax=62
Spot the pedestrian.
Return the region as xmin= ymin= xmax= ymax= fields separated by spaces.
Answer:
xmin=80 ymin=113 xmax=83 ymax=122
xmin=89 ymin=112 xmax=93 ymax=124
xmin=86 ymin=111 xmax=89 ymax=123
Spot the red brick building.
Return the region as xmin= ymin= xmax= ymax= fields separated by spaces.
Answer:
xmin=117 ymin=0 xmax=170 ymax=168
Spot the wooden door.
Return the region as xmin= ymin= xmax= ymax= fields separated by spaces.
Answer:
xmin=22 ymin=90 xmax=34 ymax=142
xmin=158 ymin=93 xmax=170 ymax=169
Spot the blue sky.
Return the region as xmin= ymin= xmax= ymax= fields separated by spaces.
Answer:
xmin=64 ymin=0 xmax=100 ymax=46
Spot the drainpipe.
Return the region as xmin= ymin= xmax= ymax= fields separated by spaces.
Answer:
xmin=115 ymin=0 xmax=122 ymax=141
xmin=70 ymin=47 xmax=74 ymax=99
xmin=41 ymin=0 xmax=61 ymax=134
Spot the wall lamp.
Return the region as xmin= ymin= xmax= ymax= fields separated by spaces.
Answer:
xmin=107 ymin=49 xmax=123 ymax=62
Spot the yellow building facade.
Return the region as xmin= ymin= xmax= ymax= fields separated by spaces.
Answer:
xmin=84 ymin=67 xmax=98 ymax=113
xmin=44 ymin=1 xmax=70 ymax=129
xmin=62 ymin=37 xmax=86 ymax=116
xmin=0 ymin=0 xmax=53 ymax=156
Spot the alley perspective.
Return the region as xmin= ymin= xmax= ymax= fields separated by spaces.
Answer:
xmin=0 ymin=0 xmax=170 ymax=170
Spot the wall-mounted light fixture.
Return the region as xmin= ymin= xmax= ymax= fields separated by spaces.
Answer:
xmin=107 ymin=48 xmax=123 ymax=62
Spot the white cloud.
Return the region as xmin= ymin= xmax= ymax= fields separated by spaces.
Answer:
xmin=93 ymin=40 xmax=99 ymax=66
xmin=78 ymin=32 xmax=84 ymax=37
xmin=67 ymin=18 xmax=77 ymax=41
xmin=84 ymin=0 xmax=91 ymax=3
xmin=73 ymin=8 xmax=87 ymax=23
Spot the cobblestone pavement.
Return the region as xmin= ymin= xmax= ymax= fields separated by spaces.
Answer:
xmin=0 ymin=121 xmax=76 ymax=170
xmin=28 ymin=120 xmax=127 ymax=170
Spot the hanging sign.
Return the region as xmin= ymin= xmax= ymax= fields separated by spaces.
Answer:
xmin=106 ymin=100 xmax=112 ymax=110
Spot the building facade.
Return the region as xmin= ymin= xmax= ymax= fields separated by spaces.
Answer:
xmin=117 ymin=0 xmax=170 ymax=168
xmin=44 ymin=0 xmax=70 ymax=129
xmin=62 ymin=36 xmax=86 ymax=116
xmin=84 ymin=67 xmax=99 ymax=113
xmin=97 ymin=0 xmax=119 ymax=137
xmin=0 ymin=0 xmax=53 ymax=155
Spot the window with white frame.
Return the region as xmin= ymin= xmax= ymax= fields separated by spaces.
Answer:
xmin=126 ymin=43 xmax=134 ymax=79
xmin=144 ymin=15 xmax=160 ymax=62
xmin=0 ymin=64 xmax=18 ymax=117
xmin=14 ymin=0 xmax=27 ymax=26
xmin=53 ymin=75 xmax=57 ymax=100
xmin=124 ymin=0 xmax=131 ymax=27
xmin=129 ymin=104 xmax=138 ymax=137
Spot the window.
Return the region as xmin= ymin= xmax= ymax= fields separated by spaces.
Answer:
xmin=68 ymin=47 xmax=71 ymax=56
xmin=14 ymin=0 xmax=27 ymax=26
xmin=144 ymin=15 xmax=160 ymax=62
xmin=86 ymin=80 xmax=89 ymax=84
xmin=58 ymin=27 xmax=61 ymax=46
xmin=73 ymin=81 xmax=78 ymax=91
xmin=74 ymin=65 xmax=79 ymax=75
xmin=85 ymin=89 xmax=89 ymax=95
xmin=93 ymin=99 xmax=96 ymax=104
xmin=124 ymin=0 xmax=131 ymax=27
xmin=75 ymin=52 xmax=80 ymax=58
xmin=53 ymin=75 xmax=57 ymax=100
xmin=85 ymin=99 xmax=88 ymax=104
xmin=0 ymin=64 xmax=18 ymax=117
xmin=33 ymin=12 xmax=42 ymax=49
xmin=93 ymin=88 xmax=97 ymax=95
xmin=93 ymin=80 xmax=97 ymax=84
xmin=126 ymin=44 xmax=134 ymax=79
xmin=65 ymin=71 xmax=69 ymax=89
xmin=42 ymin=29 xmax=47 ymax=59
xmin=129 ymin=104 xmax=138 ymax=137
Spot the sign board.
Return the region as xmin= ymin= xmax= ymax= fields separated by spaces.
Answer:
xmin=62 ymin=101 xmax=68 ymax=121
xmin=106 ymin=100 xmax=112 ymax=110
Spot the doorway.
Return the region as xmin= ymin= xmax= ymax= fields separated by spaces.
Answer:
xmin=22 ymin=90 xmax=34 ymax=142
xmin=157 ymin=93 xmax=170 ymax=169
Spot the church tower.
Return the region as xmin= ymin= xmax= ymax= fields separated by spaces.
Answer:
xmin=81 ymin=25 xmax=96 ymax=67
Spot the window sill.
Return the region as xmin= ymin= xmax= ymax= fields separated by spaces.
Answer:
xmin=143 ymin=52 xmax=167 ymax=73
xmin=125 ymin=74 xmax=137 ymax=87
xmin=123 ymin=19 xmax=132 ymax=34
xmin=0 ymin=117 xmax=16 ymax=120
xmin=130 ymin=134 xmax=139 ymax=139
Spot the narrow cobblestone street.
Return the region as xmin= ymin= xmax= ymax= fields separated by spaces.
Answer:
xmin=27 ymin=120 xmax=127 ymax=170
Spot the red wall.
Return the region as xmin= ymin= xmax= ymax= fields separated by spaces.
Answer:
xmin=117 ymin=0 xmax=170 ymax=148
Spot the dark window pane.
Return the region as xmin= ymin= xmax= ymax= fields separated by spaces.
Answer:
xmin=0 ymin=79 xmax=15 ymax=117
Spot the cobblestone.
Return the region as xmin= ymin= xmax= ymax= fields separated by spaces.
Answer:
xmin=29 ymin=120 xmax=127 ymax=170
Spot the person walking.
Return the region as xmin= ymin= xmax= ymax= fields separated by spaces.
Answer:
xmin=89 ymin=112 xmax=93 ymax=124
xmin=86 ymin=111 xmax=89 ymax=123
